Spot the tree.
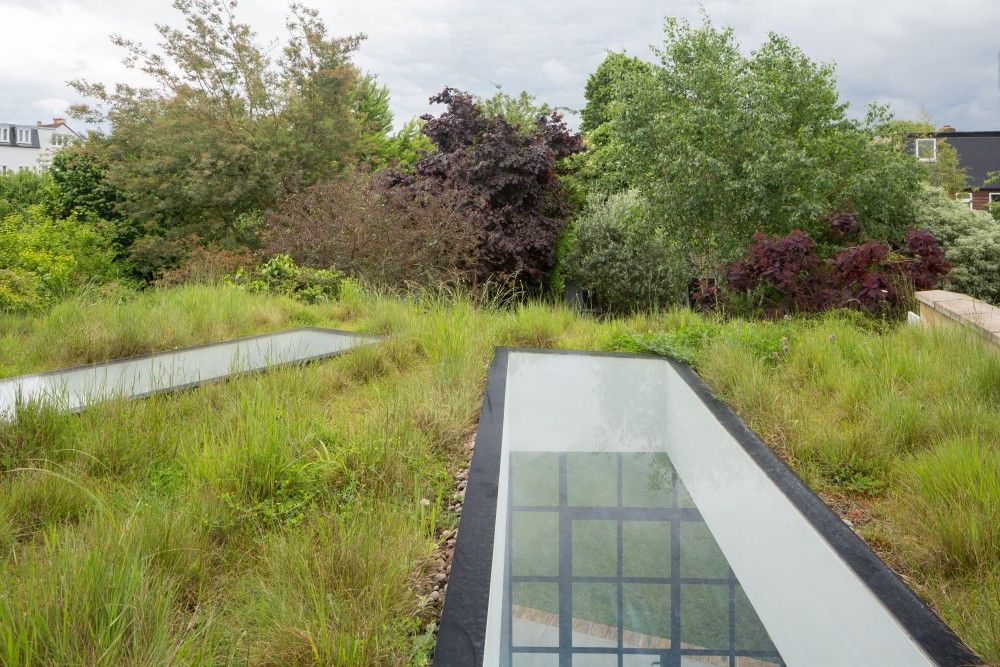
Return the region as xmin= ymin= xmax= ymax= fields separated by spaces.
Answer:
xmin=382 ymin=88 xmax=585 ymax=289
xmin=568 ymin=53 xmax=657 ymax=197
xmin=479 ymin=87 xmax=563 ymax=132
xmin=580 ymin=52 xmax=653 ymax=133
xmin=369 ymin=117 xmax=435 ymax=173
xmin=614 ymin=16 xmax=923 ymax=275
xmin=922 ymin=138 xmax=969 ymax=197
xmin=69 ymin=0 xmax=376 ymax=275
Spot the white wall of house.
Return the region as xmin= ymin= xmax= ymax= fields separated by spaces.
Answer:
xmin=0 ymin=120 xmax=80 ymax=174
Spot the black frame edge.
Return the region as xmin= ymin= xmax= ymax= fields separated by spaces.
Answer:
xmin=434 ymin=348 xmax=510 ymax=666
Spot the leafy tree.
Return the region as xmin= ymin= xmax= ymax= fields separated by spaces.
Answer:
xmin=615 ymin=16 xmax=923 ymax=273
xmin=383 ymin=88 xmax=584 ymax=288
xmin=69 ymin=0 xmax=373 ymax=275
xmin=570 ymin=53 xmax=656 ymax=197
xmin=580 ymin=52 xmax=653 ymax=133
xmin=479 ymin=87 xmax=562 ymax=132
xmin=369 ymin=117 xmax=435 ymax=173
xmin=921 ymin=138 xmax=969 ymax=198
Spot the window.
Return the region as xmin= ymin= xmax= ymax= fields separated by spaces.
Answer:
xmin=16 ymin=128 xmax=30 ymax=144
xmin=957 ymin=192 xmax=973 ymax=209
xmin=915 ymin=137 xmax=937 ymax=162
xmin=989 ymin=193 xmax=1000 ymax=206
xmin=0 ymin=127 xmax=7 ymax=142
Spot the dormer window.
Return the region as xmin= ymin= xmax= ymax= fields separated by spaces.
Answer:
xmin=0 ymin=127 xmax=7 ymax=142
xmin=16 ymin=128 xmax=31 ymax=144
xmin=915 ymin=138 xmax=937 ymax=162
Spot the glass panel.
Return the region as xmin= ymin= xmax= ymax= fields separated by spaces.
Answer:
xmin=567 ymin=452 xmax=617 ymax=506
xmin=0 ymin=329 xmax=376 ymax=418
xmin=511 ymin=512 xmax=558 ymax=576
xmin=622 ymin=583 xmax=670 ymax=647
xmin=571 ymin=582 xmax=617 ymax=646
xmin=622 ymin=521 xmax=669 ymax=578
xmin=482 ymin=351 xmax=935 ymax=666
xmin=572 ymin=520 xmax=617 ymax=577
xmin=511 ymin=582 xmax=559 ymax=648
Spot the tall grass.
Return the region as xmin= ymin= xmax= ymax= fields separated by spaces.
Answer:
xmin=0 ymin=286 xmax=998 ymax=663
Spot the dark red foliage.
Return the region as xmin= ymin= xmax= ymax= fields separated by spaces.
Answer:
xmin=726 ymin=230 xmax=818 ymax=294
xmin=382 ymin=88 xmax=585 ymax=288
xmin=829 ymin=210 xmax=860 ymax=238
xmin=900 ymin=228 xmax=950 ymax=289
xmin=717 ymin=220 xmax=949 ymax=317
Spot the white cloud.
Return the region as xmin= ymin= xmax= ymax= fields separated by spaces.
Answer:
xmin=1 ymin=0 xmax=998 ymax=131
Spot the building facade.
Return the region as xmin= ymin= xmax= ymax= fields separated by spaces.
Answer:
xmin=907 ymin=129 xmax=1000 ymax=210
xmin=0 ymin=118 xmax=81 ymax=174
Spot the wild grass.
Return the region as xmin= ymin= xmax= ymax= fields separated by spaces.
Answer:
xmin=0 ymin=285 xmax=998 ymax=664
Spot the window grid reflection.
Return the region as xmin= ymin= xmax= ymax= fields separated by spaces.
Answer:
xmin=505 ymin=452 xmax=784 ymax=667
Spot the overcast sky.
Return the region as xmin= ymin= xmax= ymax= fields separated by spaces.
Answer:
xmin=2 ymin=0 xmax=999 ymax=132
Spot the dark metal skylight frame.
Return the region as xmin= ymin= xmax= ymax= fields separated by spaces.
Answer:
xmin=434 ymin=347 xmax=980 ymax=667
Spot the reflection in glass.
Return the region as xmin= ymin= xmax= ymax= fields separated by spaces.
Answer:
xmin=504 ymin=451 xmax=782 ymax=666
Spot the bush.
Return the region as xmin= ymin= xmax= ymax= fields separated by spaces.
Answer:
xmin=706 ymin=213 xmax=949 ymax=317
xmin=914 ymin=184 xmax=1000 ymax=305
xmin=563 ymin=190 xmax=685 ymax=313
xmin=0 ymin=171 xmax=57 ymax=219
xmin=155 ymin=245 xmax=255 ymax=286
xmin=227 ymin=255 xmax=342 ymax=304
xmin=0 ymin=206 xmax=118 ymax=313
xmin=265 ymin=171 xmax=476 ymax=288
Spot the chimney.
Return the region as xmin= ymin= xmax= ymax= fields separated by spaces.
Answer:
xmin=938 ymin=124 xmax=956 ymax=133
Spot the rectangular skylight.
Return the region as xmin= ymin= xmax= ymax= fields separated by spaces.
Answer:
xmin=0 ymin=327 xmax=377 ymax=418
xmin=436 ymin=349 xmax=977 ymax=666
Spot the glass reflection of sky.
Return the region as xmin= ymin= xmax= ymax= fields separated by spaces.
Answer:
xmin=483 ymin=351 xmax=934 ymax=667
xmin=0 ymin=329 xmax=375 ymax=419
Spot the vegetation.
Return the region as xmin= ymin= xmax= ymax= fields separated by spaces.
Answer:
xmin=0 ymin=206 xmax=119 ymax=313
xmin=915 ymin=184 xmax=1000 ymax=305
xmin=609 ymin=17 xmax=923 ymax=268
xmin=0 ymin=286 xmax=998 ymax=663
xmin=264 ymin=171 xmax=476 ymax=288
xmin=563 ymin=189 xmax=684 ymax=312
xmin=68 ymin=0 xmax=380 ymax=277
xmin=227 ymin=254 xmax=343 ymax=304
xmin=702 ymin=213 xmax=949 ymax=316
xmin=383 ymin=88 xmax=584 ymax=289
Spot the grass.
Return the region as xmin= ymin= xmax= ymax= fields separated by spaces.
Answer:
xmin=0 ymin=284 xmax=997 ymax=664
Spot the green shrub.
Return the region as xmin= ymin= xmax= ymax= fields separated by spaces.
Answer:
xmin=228 ymin=254 xmax=343 ymax=304
xmin=0 ymin=206 xmax=117 ymax=313
xmin=0 ymin=171 xmax=57 ymax=219
xmin=563 ymin=190 xmax=685 ymax=313
xmin=914 ymin=184 xmax=1000 ymax=304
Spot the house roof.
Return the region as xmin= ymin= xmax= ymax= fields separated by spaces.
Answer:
xmin=0 ymin=125 xmax=41 ymax=149
xmin=907 ymin=131 xmax=1000 ymax=190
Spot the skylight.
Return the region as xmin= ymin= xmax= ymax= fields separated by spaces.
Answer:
xmin=0 ymin=327 xmax=377 ymax=419
xmin=436 ymin=349 xmax=977 ymax=666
